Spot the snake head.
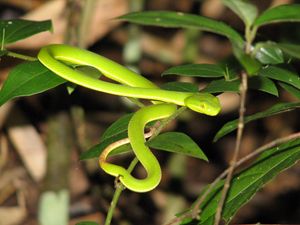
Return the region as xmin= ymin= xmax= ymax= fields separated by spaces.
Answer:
xmin=184 ymin=93 xmax=221 ymax=116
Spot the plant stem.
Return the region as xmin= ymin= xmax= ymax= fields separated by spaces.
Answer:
xmin=104 ymin=183 xmax=124 ymax=225
xmin=245 ymin=26 xmax=257 ymax=54
xmin=104 ymin=158 xmax=138 ymax=225
xmin=214 ymin=71 xmax=247 ymax=225
xmin=164 ymin=130 xmax=300 ymax=225
xmin=1 ymin=28 xmax=5 ymax=50
xmin=199 ymin=132 xmax=300 ymax=216
xmin=165 ymin=72 xmax=249 ymax=225
xmin=6 ymin=51 xmax=37 ymax=61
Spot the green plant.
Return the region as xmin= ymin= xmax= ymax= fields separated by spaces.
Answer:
xmin=1 ymin=1 xmax=300 ymax=225
xmin=37 ymin=44 xmax=220 ymax=193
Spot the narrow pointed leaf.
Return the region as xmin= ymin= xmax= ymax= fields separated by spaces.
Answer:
xmin=161 ymin=82 xmax=199 ymax=92
xmin=223 ymin=0 xmax=258 ymax=27
xmin=202 ymin=79 xmax=239 ymax=93
xmin=254 ymin=4 xmax=300 ymax=27
xmin=81 ymin=131 xmax=208 ymax=160
xmin=120 ymin=11 xmax=244 ymax=48
xmin=80 ymin=113 xmax=134 ymax=160
xmin=110 ymin=132 xmax=209 ymax=160
xmin=233 ymin=46 xmax=262 ymax=75
xmin=0 ymin=19 xmax=52 ymax=45
xmin=279 ymin=82 xmax=300 ymax=100
xmin=101 ymin=113 xmax=133 ymax=141
xmin=0 ymin=61 xmax=65 ymax=106
xmin=80 ymin=131 xmax=128 ymax=160
xmin=162 ymin=64 xmax=225 ymax=78
xmin=254 ymin=44 xmax=284 ymax=64
xmin=277 ymin=43 xmax=300 ymax=60
xmin=214 ymin=101 xmax=300 ymax=141
xmin=184 ymin=137 xmax=300 ymax=225
xmin=81 ymin=113 xmax=156 ymax=160
xmin=76 ymin=222 xmax=99 ymax=225
xmin=259 ymin=66 xmax=300 ymax=89
xmin=147 ymin=132 xmax=208 ymax=160
xmin=0 ymin=49 xmax=7 ymax=56
xmin=67 ymin=66 xmax=103 ymax=94
xmin=202 ymin=76 xmax=278 ymax=96
xmin=248 ymin=76 xmax=278 ymax=96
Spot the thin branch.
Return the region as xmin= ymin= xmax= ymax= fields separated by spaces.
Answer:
xmin=1 ymin=28 xmax=5 ymax=50
xmin=165 ymin=130 xmax=300 ymax=225
xmin=214 ymin=71 xmax=248 ymax=225
xmin=6 ymin=51 xmax=37 ymax=61
xmin=104 ymin=181 xmax=124 ymax=225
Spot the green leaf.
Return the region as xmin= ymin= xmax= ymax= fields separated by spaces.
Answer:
xmin=108 ymin=143 xmax=132 ymax=156
xmin=279 ymin=82 xmax=300 ymax=100
xmin=120 ymin=11 xmax=244 ymax=48
xmin=0 ymin=19 xmax=52 ymax=45
xmin=80 ymin=113 xmax=134 ymax=160
xmin=66 ymin=66 xmax=103 ymax=94
xmin=254 ymin=43 xmax=284 ymax=64
xmin=80 ymin=131 xmax=128 ymax=160
xmin=0 ymin=49 xmax=8 ymax=57
xmin=161 ymin=82 xmax=199 ymax=92
xmin=223 ymin=65 xmax=238 ymax=81
xmin=108 ymin=132 xmax=208 ymax=160
xmin=248 ymin=76 xmax=278 ymax=96
xmin=277 ymin=43 xmax=300 ymax=60
xmin=0 ymin=61 xmax=65 ymax=106
xmin=202 ymin=79 xmax=240 ymax=93
xmin=254 ymin=4 xmax=300 ymax=27
xmin=147 ymin=132 xmax=208 ymax=160
xmin=75 ymin=65 xmax=103 ymax=79
xmin=76 ymin=222 xmax=99 ymax=225
xmin=259 ymin=66 xmax=300 ymax=89
xmin=202 ymin=76 xmax=278 ymax=96
xmin=101 ymin=113 xmax=133 ymax=141
xmin=236 ymin=51 xmax=262 ymax=75
xmin=187 ymin=137 xmax=300 ymax=225
xmin=223 ymin=0 xmax=258 ymax=27
xmin=162 ymin=64 xmax=225 ymax=78
xmin=81 ymin=131 xmax=208 ymax=161
xmin=214 ymin=101 xmax=300 ymax=141
xmin=80 ymin=111 xmax=160 ymax=160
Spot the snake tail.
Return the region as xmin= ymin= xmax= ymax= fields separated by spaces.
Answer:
xmin=100 ymin=103 xmax=176 ymax=192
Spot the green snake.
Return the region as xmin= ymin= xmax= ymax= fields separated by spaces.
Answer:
xmin=38 ymin=44 xmax=221 ymax=192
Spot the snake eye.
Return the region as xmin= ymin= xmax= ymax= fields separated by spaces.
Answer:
xmin=200 ymin=103 xmax=206 ymax=109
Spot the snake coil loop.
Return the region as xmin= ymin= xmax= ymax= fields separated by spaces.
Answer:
xmin=38 ymin=44 xmax=221 ymax=192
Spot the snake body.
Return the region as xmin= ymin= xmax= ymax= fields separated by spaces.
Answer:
xmin=38 ymin=44 xmax=221 ymax=192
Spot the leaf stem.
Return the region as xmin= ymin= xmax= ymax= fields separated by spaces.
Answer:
xmin=245 ymin=26 xmax=257 ymax=54
xmin=214 ymin=71 xmax=247 ymax=225
xmin=6 ymin=51 xmax=37 ymax=61
xmin=1 ymin=28 xmax=5 ymax=51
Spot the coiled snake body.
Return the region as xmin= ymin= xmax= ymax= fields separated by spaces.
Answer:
xmin=38 ymin=44 xmax=221 ymax=192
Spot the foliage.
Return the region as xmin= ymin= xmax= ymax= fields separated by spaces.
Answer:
xmin=118 ymin=2 xmax=300 ymax=224
xmin=1 ymin=1 xmax=300 ymax=225
xmin=0 ymin=19 xmax=51 ymax=45
xmin=181 ymin=137 xmax=300 ymax=225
